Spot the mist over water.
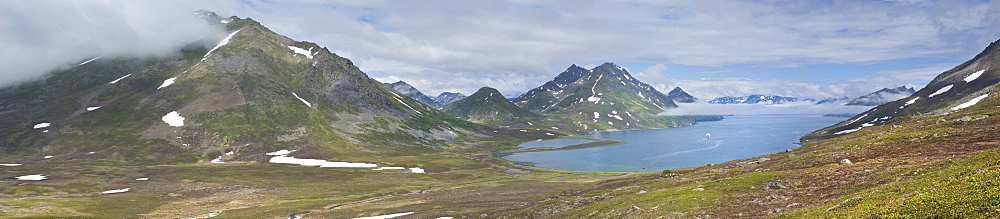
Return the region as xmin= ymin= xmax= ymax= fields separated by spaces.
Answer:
xmin=661 ymin=102 xmax=871 ymax=116
xmin=500 ymin=115 xmax=846 ymax=172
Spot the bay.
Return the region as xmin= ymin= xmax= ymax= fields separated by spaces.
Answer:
xmin=500 ymin=115 xmax=845 ymax=172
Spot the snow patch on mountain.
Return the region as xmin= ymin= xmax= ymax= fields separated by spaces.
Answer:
xmin=16 ymin=174 xmax=47 ymax=181
xmin=157 ymin=77 xmax=177 ymax=89
xmin=951 ymin=94 xmax=990 ymax=110
xmin=202 ymin=29 xmax=242 ymax=61
xmin=269 ymin=156 xmax=377 ymax=168
xmin=292 ymin=92 xmax=312 ymax=107
xmin=929 ymin=85 xmax=953 ymax=97
xmin=162 ymin=111 xmax=185 ymax=127
xmin=79 ymin=56 xmax=101 ymax=65
xmin=964 ymin=70 xmax=985 ymax=82
xmin=102 ymin=188 xmax=131 ymax=194
xmin=389 ymin=92 xmax=422 ymax=114
xmin=33 ymin=123 xmax=50 ymax=129
xmin=109 ymin=74 xmax=131 ymax=84
xmin=288 ymin=46 xmax=314 ymax=59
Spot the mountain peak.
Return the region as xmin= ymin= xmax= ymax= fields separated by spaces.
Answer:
xmin=845 ymin=85 xmax=917 ymax=106
xmin=514 ymin=62 xmax=679 ymax=130
xmin=443 ymin=87 xmax=541 ymax=124
xmin=475 ymin=86 xmax=501 ymax=94
xmin=466 ymin=87 xmax=515 ymax=105
xmin=383 ymin=81 xmax=440 ymax=108
xmin=434 ymin=92 xmax=467 ymax=106
xmin=667 ymin=87 xmax=696 ymax=103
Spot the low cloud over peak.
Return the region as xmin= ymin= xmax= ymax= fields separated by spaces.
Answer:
xmin=0 ymin=0 xmax=220 ymax=87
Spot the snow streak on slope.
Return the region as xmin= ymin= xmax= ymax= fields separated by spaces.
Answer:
xmin=929 ymin=85 xmax=953 ymax=97
xmin=292 ymin=92 xmax=312 ymax=107
xmin=202 ymin=29 xmax=242 ymax=61
xmin=951 ymin=94 xmax=990 ymax=110
xmin=79 ymin=56 xmax=101 ymax=65
xmin=109 ymin=74 xmax=131 ymax=84
xmin=33 ymin=123 xmax=50 ymax=129
xmin=964 ymin=70 xmax=985 ymax=82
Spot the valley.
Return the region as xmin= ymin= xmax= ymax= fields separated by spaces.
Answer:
xmin=1 ymin=5 xmax=999 ymax=219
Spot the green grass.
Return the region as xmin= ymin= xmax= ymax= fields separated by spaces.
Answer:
xmin=784 ymin=148 xmax=1000 ymax=218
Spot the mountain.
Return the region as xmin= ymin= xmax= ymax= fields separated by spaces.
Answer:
xmin=706 ymin=95 xmax=851 ymax=105
xmin=0 ymin=12 xmax=487 ymax=163
xmin=707 ymin=94 xmax=798 ymax=104
xmin=383 ymin=81 xmax=441 ymax=108
xmin=811 ymin=96 xmax=851 ymax=104
xmin=443 ymin=87 xmax=542 ymax=124
xmin=434 ymin=92 xmax=467 ymax=106
xmin=809 ymin=39 xmax=999 ymax=139
xmin=513 ymin=62 xmax=682 ymax=131
xmin=845 ymin=86 xmax=916 ymax=106
xmin=500 ymin=41 xmax=1000 ymax=219
xmin=666 ymin=87 xmax=696 ymax=103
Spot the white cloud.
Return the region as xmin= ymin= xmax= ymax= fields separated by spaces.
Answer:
xmin=0 ymin=0 xmax=221 ymax=87
xmin=200 ymin=0 xmax=1000 ymax=97
xmin=6 ymin=1 xmax=999 ymax=97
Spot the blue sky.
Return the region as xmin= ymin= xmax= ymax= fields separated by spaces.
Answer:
xmin=3 ymin=0 xmax=1000 ymax=100
xmin=208 ymin=0 xmax=1000 ymax=99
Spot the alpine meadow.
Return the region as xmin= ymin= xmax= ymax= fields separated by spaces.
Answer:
xmin=1 ymin=1 xmax=999 ymax=218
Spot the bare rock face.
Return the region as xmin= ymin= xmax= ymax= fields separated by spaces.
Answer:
xmin=767 ymin=181 xmax=788 ymax=189
xmin=840 ymin=158 xmax=853 ymax=165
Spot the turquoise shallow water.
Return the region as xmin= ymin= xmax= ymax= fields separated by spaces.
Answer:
xmin=516 ymin=138 xmax=594 ymax=149
xmin=500 ymin=115 xmax=845 ymax=172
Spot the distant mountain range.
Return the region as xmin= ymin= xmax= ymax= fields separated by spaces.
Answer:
xmin=383 ymin=81 xmax=441 ymax=108
xmin=845 ymin=86 xmax=916 ymax=106
xmin=434 ymin=92 xmax=467 ymax=106
xmin=707 ymin=94 xmax=800 ymax=104
xmin=705 ymin=94 xmax=856 ymax=105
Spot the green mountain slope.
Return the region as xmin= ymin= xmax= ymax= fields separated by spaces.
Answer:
xmin=514 ymin=62 xmax=685 ymax=131
xmin=808 ymin=38 xmax=1000 ymax=140
xmin=443 ymin=87 xmax=543 ymax=124
xmin=0 ymin=14 xmax=488 ymax=164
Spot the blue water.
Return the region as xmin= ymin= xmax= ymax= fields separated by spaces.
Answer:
xmin=500 ymin=115 xmax=845 ymax=172
xmin=517 ymin=138 xmax=593 ymax=149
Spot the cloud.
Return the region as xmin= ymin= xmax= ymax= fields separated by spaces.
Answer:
xmin=6 ymin=1 xmax=1000 ymax=97
xmin=650 ymin=78 xmax=900 ymax=100
xmin=0 ymin=0 xmax=220 ymax=87
xmin=662 ymin=102 xmax=871 ymax=116
xmin=195 ymin=1 xmax=1000 ymax=97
